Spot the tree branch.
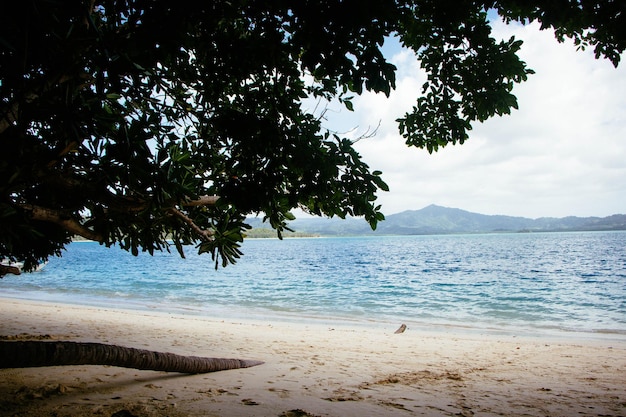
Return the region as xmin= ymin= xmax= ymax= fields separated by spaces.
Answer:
xmin=20 ymin=204 xmax=103 ymax=242
xmin=0 ymin=92 xmax=38 ymax=135
xmin=13 ymin=195 xmax=219 ymax=245
xmin=0 ymin=265 xmax=21 ymax=277
xmin=42 ymin=172 xmax=220 ymax=213
xmin=101 ymin=194 xmax=220 ymax=213
xmin=182 ymin=195 xmax=220 ymax=207
xmin=167 ymin=207 xmax=214 ymax=241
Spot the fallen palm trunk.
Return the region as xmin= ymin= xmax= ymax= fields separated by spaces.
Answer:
xmin=0 ymin=341 xmax=263 ymax=374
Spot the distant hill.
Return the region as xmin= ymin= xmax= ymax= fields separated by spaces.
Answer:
xmin=246 ymin=204 xmax=626 ymax=236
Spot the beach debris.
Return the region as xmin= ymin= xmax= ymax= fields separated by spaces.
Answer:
xmin=14 ymin=383 xmax=70 ymax=400
xmin=241 ymin=398 xmax=259 ymax=405
xmin=280 ymin=410 xmax=321 ymax=417
xmin=394 ymin=324 xmax=407 ymax=334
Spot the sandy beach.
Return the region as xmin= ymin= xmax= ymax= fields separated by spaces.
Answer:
xmin=0 ymin=297 xmax=625 ymax=417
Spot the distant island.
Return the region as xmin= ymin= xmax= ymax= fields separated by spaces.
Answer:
xmin=246 ymin=204 xmax=626 ymax=237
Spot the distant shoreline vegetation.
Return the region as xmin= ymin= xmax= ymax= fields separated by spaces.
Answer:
xmin=255 ymin=205 xmax=626 ymax=237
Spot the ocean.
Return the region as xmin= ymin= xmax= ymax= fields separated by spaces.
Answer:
xmin=2 ymin=231 xmax=625 ymax=338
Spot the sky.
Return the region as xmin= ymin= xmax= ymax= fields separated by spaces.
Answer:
xmin=316 ymin=20 xmax=626 ymax=219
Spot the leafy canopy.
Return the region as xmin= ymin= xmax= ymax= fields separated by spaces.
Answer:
xmin=1 ymin=0 xmax=624 ymax=272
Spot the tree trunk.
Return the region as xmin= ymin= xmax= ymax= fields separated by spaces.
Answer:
xmin=0 ymin=341 xmax=263 ymax=374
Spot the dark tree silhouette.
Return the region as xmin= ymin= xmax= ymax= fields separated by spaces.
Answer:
xmin=2 ymin=1 xmax=623 ymax=272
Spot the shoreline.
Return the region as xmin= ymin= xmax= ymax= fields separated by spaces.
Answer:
xmin=2 ymin=293 xmax=625 ymax=342
xmin=1 ymin=297 xmax=625 ymax=416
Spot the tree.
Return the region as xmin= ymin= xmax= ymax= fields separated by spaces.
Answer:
xmin=1 ymin=1 xmax=624 ymax=274
xmin=0 ymin=341 xmax=262 ymax=373
xmin=1 ymin=0 xmax=624 ymax=376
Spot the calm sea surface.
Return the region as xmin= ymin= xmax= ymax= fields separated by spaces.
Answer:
xmin=2 ymin=231 xmax=625 ymax=337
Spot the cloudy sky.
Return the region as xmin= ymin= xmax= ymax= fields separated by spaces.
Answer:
xmin=318 ymin=20 xmax=626 ymax=219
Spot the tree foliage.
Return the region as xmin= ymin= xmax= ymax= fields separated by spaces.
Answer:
xmin=1 ymin=0 xmax=624 ymax=273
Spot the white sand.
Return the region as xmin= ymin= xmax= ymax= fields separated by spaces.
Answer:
xmin=1 ymin=297 xmax=625 ymax=417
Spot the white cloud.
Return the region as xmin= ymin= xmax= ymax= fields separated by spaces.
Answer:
xmin=338 ymin=21 xmax=626 ymax=218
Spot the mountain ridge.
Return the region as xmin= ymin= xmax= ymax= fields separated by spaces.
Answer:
xmin=247 ymin=204 xmax=626 ymax=236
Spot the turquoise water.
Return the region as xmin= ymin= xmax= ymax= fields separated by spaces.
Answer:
xmin=2 ymin=231 xmax=625 ymax=337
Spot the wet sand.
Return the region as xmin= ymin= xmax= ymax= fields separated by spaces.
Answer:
xmin=1 ymin=297 xmax=625 ymax=416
